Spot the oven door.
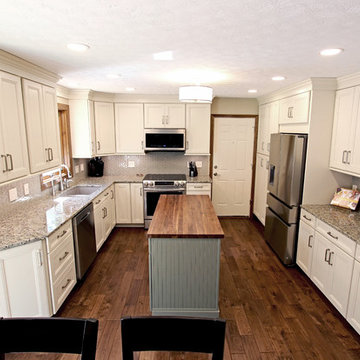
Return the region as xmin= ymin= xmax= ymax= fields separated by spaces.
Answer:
xmin=144 ymin=188 xmax=185 ymax=228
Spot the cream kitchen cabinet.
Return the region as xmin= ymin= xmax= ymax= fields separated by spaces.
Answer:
xmin=0 ymin=71 xmax=29 ymax=182
xmin=329 ymin=86 xmax=360 ymax=176
xmin=93 ymin=186 xmax=115 ymax=251
xmin=186 ymin=182 xmax=212 ymax=198
xmin=94 ymin=102 xmax=116 ymax=155
xmin=69 ymin=99 xmax=96 ymax=158
xmin=0 ymin=241 xmax=51 ymax=317
xmin=278 ymin=91 xmax=310 ymax=125
xmin=22 ymin=79 xmax=61 ymax=173
xmin=253 ymin=153 xmax=269 ymax=225
xmin=115 ymin=103 xmax=144 ymax=154
xmin=296 ymin=215 xmax=315 ymax=276
xmin=144 ymin=103 xmax=185 ymax=128
xmin=185 ymin=104 xmax=211 ymax=155
xmin=115 ymin=183 xmax=144 ymax=224
xmin=347 ymin=259 xmax=360 ymax=334
xmin=257 ymin=101 xmax=279 ymax=156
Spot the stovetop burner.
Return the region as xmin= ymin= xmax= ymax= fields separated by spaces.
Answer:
xmin=143 ymin=174 xmax=186 ymax=181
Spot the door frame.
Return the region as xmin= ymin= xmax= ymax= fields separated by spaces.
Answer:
xmin=210 ymin=114 xmax=259 ymax=219
xmin=58 ymin=103 xmax=73 ymax=175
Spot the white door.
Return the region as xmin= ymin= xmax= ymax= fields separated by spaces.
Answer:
xmin=144 ymin=104 xmax=165 ymax=128
xmin=94 ymin=102 xmax=115 ymax=154
xmin=131 ymin=183 xmax=144 ymax=223
xmin=212 ymin=117 xmax=255 ymax=216
xmin=115 ymin=183 xmax=131 ymax=223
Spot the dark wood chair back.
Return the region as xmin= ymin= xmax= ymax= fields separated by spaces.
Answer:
xmin=121 ymin=316 xmax=226 ymax=360
xmin=0 ymin=317 xmax=98 ymax=360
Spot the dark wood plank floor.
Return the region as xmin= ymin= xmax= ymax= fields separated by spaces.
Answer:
xmin=7 ymin=219 xmax=360 ymax=359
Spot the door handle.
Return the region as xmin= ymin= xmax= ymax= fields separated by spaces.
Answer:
xmin=308 ymin=235 xmax=313 ymax=248
xmin=1 ymin=154 xmax=8 ymax=172
xmin=6 ymin=154 xmax=13 ymax=171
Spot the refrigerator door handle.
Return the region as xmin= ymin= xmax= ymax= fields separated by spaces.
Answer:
xmin=269 ymin=164 xmax=275 ymax=185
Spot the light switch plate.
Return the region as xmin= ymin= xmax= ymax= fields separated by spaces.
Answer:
xmin=9 ymin=188 xmax=18 ymax=202
xmin=128 ymin=160 xmax=135 ymax=168
xmin=24 ymin=183 xmax=30 ymax=196
xmin=75 ymin=165 xmax=80 ymax=174
xmin=80 ymin=163 xmax=84 ymax=172
xmin=195 ymin=161 xmax=202 ymax=168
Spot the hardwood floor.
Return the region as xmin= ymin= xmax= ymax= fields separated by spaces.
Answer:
xmin=7 ymin=219 xmax=360 ymax=359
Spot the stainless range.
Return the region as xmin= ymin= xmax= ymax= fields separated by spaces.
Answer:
xmin=143 ymin=174 xmax=187 ymax=229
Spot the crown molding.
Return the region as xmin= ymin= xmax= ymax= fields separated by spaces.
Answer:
xmin=0 ymin=49 xmax=60 ymax=86
xmin=336 ymin=72 xmax=360 ymax=90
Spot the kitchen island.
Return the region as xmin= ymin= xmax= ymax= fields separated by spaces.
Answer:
xmin=147 ymin=194 xmax=224 ymax=318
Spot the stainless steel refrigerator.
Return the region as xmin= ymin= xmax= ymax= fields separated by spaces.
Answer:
xmin=264 ymin=133 xmax=307 ymax=265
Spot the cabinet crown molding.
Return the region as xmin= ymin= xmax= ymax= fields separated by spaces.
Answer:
xmin=337 ymin=72 xmax=360 ymax=90
xmin=0 ymin=49 xmax=60 ymax=86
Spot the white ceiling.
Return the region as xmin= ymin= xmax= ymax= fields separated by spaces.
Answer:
xmin=1 ymin=0 xmax=360 ymax=97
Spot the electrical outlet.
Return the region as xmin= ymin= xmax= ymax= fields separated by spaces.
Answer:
xmin=353 ymin=184 xmax=358 ymax=191
xmin=9 ymin=188 xmax=18 ymax=202
xmin=195 ymin=161 xmax=202 ymax=168
xmin=24 ymin=183 xmax=30 ymax=196
xmin=187 ymin=162 xmax=190 ymax=168
xmin=80 ymin=163 xmax=84 ymax=172
xmin=128 ymin=160 xmax=135 ymax=168
xmin=75 ymin=165 xmax=80 ymax=174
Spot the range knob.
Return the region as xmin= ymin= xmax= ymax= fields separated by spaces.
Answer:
xmin=174 ymin=181 xmax=179 ymax=187
xmin=143 ymin=181 xmax=149 ymax=187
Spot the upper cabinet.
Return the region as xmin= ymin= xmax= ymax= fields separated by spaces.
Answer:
xmin=329 ymin=86 xmax=360 ymax=176
xmin=115 ymin=103 xmax=144 ymax=154
xmin=185 ymin=104 xmax=211 ymax=155
xmin=94 ymin=102 xmax=116 ymax=155
xmin=69 ymin=99 xmax=96 ymax=158
xmin=278 ymin=91 xmax=310 ymax=125
xmin=22 ymin=79 xmax=61 ymax=173
xmin=257 ymin=101 xmax=279 ymax=156
xmin=0 ymin=72 xmax=29 ymax=182
xmin=144 ymin=103 xmax=185 ymax=128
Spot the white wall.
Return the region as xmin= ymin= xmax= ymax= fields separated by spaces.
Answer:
xmin=211 ymin=97 xmax=258 ymax=115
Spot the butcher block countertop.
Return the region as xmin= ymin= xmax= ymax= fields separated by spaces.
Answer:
xmin=147 ymin=195 xmax=224 ymax=239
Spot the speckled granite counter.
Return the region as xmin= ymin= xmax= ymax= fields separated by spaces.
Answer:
xmin=186 ymin=175 xmax=212 ymax=183
xmin=301 ymin=204 xmax=360 ymax=244
xmin=0 ymin=175 xmax=144 ymax=251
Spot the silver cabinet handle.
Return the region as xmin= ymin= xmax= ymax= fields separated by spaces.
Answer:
xmin=111 ymin=189 xmax=114 ymax=199
xmin=36 ymin=250 xmax=43 ymax=267
xmin=329 ymin=251 xmax=334 ymax=266
xmin=261 ymin=158 xmax=263 ymax=167
xmin=266 ymin=160 xmax=269 ymax=170
xmin=1 ymin=154 xmax=8 ymax=172
xmin=347 ymin=150 xmax=351 ymax=164
xmin=213 ymin=172 xmax=218 ymax=176
xmin=327 ymin=231 xmax=338 ymax=240
xmin=325 ymin=248 xmax=331 ymax=263
xmin=6 ymin=154 xmax=13 ymax=171
xmin=308 ymin=235 xmax=313 ymax=248
xmin=45 ymin=148 xmax=49 ymax=162
xmin=288 ymin=107 xmax=294 ymax=118
xmin=166 ymin=115 xmax=169 ymax=124
xmin=97 ymin=141 xmax=101 ymax=150
xmin=140 ymin=187 xmax=143 ymax=196
xmin=48 ymin=148 xmax=53 ymax=161
xmin=342 ymin=150 xmax=347 ymax=164
xmin=105 ymin=207 xmax=108 ymax=217
xmin=57 ymin=230 xmax=67 ymax=239
xmin=59 ymin=251 xmax=69 ymax=261
xmin=104 ymin=192 xmax=109 ymax=196
xmin=61 ymin=279 xmax=71 ymax=290
xmin=95 ymin=199 xmax=101 ymax=205
xmin=162 ymin=115 xmax=165 ymax=125
xmin=102 ymin=208 xmax=106 ymax=219
xmin=141 ymin=140 xmax=144 ymax=150
xmin=302 ymin=215 xmax=311 ymax=221
xmin=194 ymin=185 xmax=203 ymax=189
xmin=186 ymin=141 xmax=189 ymax=150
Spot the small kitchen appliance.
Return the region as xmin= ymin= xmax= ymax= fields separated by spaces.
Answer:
xmin=88 ymin=157 xmax=104 ymax=177
xmin=189 ymin=161 xmax=198 ymax=177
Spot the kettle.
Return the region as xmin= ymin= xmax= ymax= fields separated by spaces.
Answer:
xmin=189 ymin=161 xmax=198 ymax=177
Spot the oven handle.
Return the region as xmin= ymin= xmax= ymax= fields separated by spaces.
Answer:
xmin=143 ymin=188 xmax=186 ymax=193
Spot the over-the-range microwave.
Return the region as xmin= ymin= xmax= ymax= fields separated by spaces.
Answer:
xmin=144 ymin=128 xmax=186 ymax=152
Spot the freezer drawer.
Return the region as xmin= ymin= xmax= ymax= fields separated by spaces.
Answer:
xmin=265 ymin=207 xmax=298 ymax=265
xmin=267 ymin=193 xmax=299 ymax=224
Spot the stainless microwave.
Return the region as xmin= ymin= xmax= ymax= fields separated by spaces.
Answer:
xmin=144 ymin=128 xmax=186 ymax=152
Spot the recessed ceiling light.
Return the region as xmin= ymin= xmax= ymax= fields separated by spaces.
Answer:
xmin=248 ymin=89 xmax=257 ymax=93
xmin=153 ymin=51 xmax=173 ymax=61
xmin=272 ymin=76 xmax=286 ymax=81
xmin=126 ymin=87 xmax=135 ymax=92
xmin=67 ymin=43 xmax=90 ymax=52
xmin=320 ymin=48 xmax=344 ymax=56
xmin=106 ymin=74 xmax=121 ymax=79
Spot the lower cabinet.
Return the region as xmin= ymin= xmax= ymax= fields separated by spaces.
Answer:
xmin=186 ymin=182 xmax=211 ymax=198
xmin=296 ymin=220 xmax=315 ymax=276
xmin=115 ymin=183 xmax=144 ymax=224
xmin=347 ymin=260 xmax=360 ymax=333
xmin=0 ymin=241 xmax=51 ymax=317
xmin=93 ymin=185 xmax=116 ymax=251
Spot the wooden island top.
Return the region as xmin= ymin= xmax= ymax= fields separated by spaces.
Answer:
xmin=147 ymin=195 xmax=224 ymax=238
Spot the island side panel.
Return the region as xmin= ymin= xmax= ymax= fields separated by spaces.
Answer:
xmin=149 ymin=237 xmax=221 ymax=318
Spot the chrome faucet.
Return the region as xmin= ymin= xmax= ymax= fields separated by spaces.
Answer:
xmin=59 ymin=164 xmax=72 ymax=191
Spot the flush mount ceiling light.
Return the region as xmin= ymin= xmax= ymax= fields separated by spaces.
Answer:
xmin=179 ymin=85 xmax=213 ymax=103
xmin=153 ymin=51 xmax=173 ymax=60
xmin=126 ymin=87 xmax=135 ymax=92
xmin=67 ymin=43 xmax=90 ymax=52
xmin=320 ymin=48 xmax=344 ymax=56
xmin=248 ymin=89 xmax=257 ymax=93
xmin=106 ymin=74 xmax=121 ymax=79
xmin=272 ymin=76 xmax=286 ymax=81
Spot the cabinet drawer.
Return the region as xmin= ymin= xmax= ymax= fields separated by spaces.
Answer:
xmin=316 ymin=219 xmax=356 ymax=257
xmin=300 ymin=209 xmax=315 ymax=228
xmin=93 ymin=186 xmax=113 ymax=210
xmin=186 ymin=183 xmax=211 ymax=191
xmin=46 ymin=221 xmax=72 ymax=253
xmin=51 ymin=262 xmax=76 ymax=313
xmin=48 ymin=234 xmax=75 ymax=284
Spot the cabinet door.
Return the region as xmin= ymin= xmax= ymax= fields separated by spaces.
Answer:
xmin=348 ymin=87 xmax=360 ymax=174
xmin=267 ymin=101 xmax=279 ymax=153
xmin=109 ymin=186 xmax=116 ymax=228
xmin=0 ymin=72 xmax=29 ymax=182
xmin=115 ymin=183 xmax=131 ymax=223
xmin=131 ymin=183 xmax=144 ymax=224
xmin=166 ymin=104 xmax=185 ymax=128
xmin=94 ymin=102 xmax=115 ymax=154
xmin=311 ymin=232 xmax=331 ymax=295
xmin=103 ymin=197 xmax=113 ymax=239
xmin=115 ymin=103 xmax=144 ymax=154
xmin=22 ymin=79 xmax=48 ymax=172
xmin=296 ymin=220 xmax=315 ymax=276
xmin=347 ymin=260 xmax=360 ymax=334
xmin=42 ymin=85 xmax=61 ymax=167
xmin=279 ymin=92 xmax=310 ymax=125
xmin=253 ymin=153 xmax=268 ymax=225
xmin=327 ymin=245 xmax=354 ymax=317
xmin=257 ymin=104 xmax=269 ymax=155
xmin=94 ymin=203 xmax=105 ymax=252
xmin=0 ymin=241 xmax=51 ymax=317
xmin=144 ymin=104 xmax=165 ymax=128
xmin=185 ymin=104 xmax=210 ymax=154
xmin=329 ymin=87 xmax=357 ymax=171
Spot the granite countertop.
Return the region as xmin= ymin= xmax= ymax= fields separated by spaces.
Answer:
xmin=186 ymin=175 xmax=212 ymax=183
xmin=301 ymin=204 xmax=360 ymax=244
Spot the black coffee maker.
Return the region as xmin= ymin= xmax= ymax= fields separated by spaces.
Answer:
xmin=88 ymin=157 xmax=104 ymax=177
xmin=189 ymin=161 xmax=198 ymax=177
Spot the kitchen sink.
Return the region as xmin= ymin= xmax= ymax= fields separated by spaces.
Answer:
xmin=60 ymin=185 xmax=101 ymax=197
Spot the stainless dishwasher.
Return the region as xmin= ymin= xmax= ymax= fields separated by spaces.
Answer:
xmin=72 ymin=203 xmax=97 ymax=280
